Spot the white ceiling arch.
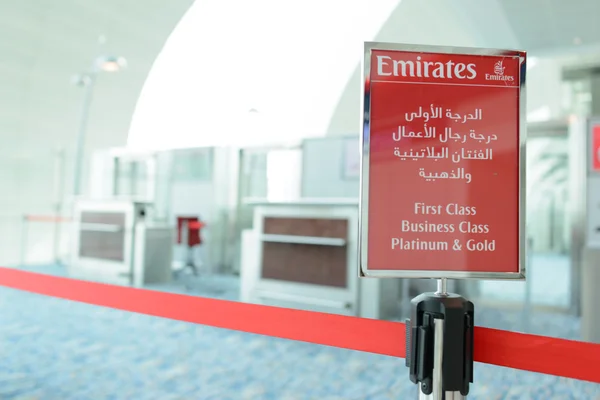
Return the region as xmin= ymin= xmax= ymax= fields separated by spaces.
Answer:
xmin=128 ymin=0 xmax=530 ymax=149
xmin=128 ymin=0 xmax=403 ymax=150
xmin=125 ymin=0 xmax=600 ymax=150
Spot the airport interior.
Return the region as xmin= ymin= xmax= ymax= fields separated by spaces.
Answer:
xmin=2 ymin=0 xmax=600 ymax=399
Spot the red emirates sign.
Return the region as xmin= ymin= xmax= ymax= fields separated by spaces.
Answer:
xmin=359 ymin=43 xmax=526 ymax=279
xmin=592 ymin=124 xmax=600 ymax=171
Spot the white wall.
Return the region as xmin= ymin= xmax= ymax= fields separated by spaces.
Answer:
xmin=301 ymin=137 xmax=359 ymax=198
xmin=526 ymin=59 xmax=565 ymax=120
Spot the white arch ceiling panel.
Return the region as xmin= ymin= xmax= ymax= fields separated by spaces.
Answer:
xmin=128 ymin=0 xmax=402 ymax=150
xmin=128 ymin=0 xmax=600 ymax=149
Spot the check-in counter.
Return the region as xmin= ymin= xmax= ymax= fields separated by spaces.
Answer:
xmin=240 ymin=198 xmax=399 ymax=319
xmin=69 ymin=199 xmax=173 ymax=287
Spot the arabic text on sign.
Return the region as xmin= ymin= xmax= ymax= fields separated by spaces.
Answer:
xmin=393 ymin=147 xmax=493 ymax=163
xmin=418 ymin=167 xmax=472 ymax=184
xmin=393 ymin=126 xmax=498 ymax=145
xmin=404 ymin=105 xmax=482 ymax=123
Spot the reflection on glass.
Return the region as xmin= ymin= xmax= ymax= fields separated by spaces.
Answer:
xmin=115 ymin=159 xmax=148 ymax=198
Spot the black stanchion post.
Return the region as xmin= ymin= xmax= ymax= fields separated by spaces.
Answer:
xmin=406 ymin=279 xmax=474 ymax=400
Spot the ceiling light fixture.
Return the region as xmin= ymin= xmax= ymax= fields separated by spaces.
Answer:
xmin=95 ymin=55 xmax=128 ymax=72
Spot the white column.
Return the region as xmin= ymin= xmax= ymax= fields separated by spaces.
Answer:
xmin=582 ymin=116 xmax=600 ymax=342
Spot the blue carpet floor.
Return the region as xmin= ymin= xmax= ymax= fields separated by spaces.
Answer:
xmin=0 ymin=267 xmax=599 ymax=399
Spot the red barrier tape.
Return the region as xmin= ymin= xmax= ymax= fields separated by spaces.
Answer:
xmin=0 ymin=267 xmax=599 ymax=384
xmin=24 ymin=215 xmax=71 ymax=223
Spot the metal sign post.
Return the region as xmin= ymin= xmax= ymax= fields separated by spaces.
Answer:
xmin=406 ymin=278 xmax=474 ymax=399
xmin=358 ymin=42 xmax=526 ymax=398
xmin=521 ymin=237 xmax=533 ymax=333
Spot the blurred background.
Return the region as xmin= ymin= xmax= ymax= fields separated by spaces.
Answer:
xmin=1 ymin=0 xmax=600 ymax=398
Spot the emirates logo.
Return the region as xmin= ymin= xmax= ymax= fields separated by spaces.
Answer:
xmin=485 ymin=60 xmax=513 ymax=82
xmin=493 ymin=61 xmax=505 ymax=76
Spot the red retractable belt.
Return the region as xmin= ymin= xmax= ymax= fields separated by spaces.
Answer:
xmin=0 ymin=267 xmax=598 ymax=384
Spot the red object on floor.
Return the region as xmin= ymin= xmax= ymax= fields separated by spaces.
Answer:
xmin=176 ymin=216 xmax=205 ymax=246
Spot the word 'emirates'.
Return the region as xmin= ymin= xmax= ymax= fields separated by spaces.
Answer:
xmin=375 ymin=55 xmax=514 ymax=82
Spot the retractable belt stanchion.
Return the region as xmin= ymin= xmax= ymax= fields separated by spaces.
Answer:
xmin=359 ymin=42 xmax=526 ymax=398
xmin=406 ymin=278 xmax=474 ymax=400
